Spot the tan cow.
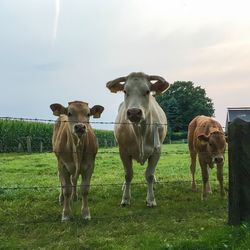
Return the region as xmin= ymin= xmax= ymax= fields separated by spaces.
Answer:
xmin=188 ymin=115 xmax=227 ymax=200
xmin=50 ymin=101 xmax=104 ymax=221
xmin=106 ymin=72 xmax=169 ymax=207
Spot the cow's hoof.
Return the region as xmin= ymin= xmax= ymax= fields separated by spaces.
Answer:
xmin=146 ymin=200 xmax=157 ymax=207
xmin=81 ymin=207 xmax=91 ymax=220
xmin=61 ymin=215 xmax=71 ymax=222
xmin=201 ymin=195 xmax=208 ymax=201
xmin=82 ymin=215 xmax=91 ymax=220
xmin=121 ymin=200 xmax=130 ymax=207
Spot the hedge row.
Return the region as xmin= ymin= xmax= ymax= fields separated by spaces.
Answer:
xmin=0 ymin=119 xmax=115 ymax=152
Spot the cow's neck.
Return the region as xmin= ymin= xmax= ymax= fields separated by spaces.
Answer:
xmin=66 ymin=128 xmax=88 ymax=179
xmin=131 ymin=112 xmax=153 ymax=165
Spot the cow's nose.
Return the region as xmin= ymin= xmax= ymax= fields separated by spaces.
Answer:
xmin=214 ymin=156 xmax=224 ymax=164
xmin=127 ymin=108 xmax=142 ymax=123
xmin=74 ymin=123 xmax=86 ymax=135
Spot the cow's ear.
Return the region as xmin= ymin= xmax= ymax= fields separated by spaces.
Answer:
xmin=150 ymin=79 xmax=170 ymax=95
xmin=106 ymin=77 xmax=126 ymax=93
xmin=50 ymin=103 xmax=67 ymax=116
xmin=197 ymin=134 xmax=209 ymax=144
xmin=90 ymin=105 xmax=104 ymax=118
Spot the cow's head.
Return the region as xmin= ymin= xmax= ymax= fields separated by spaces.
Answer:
xmin=50 ymin=101 xmax=104 ymax=138
xmin=198 ymin=131 xmax=227 ymax=165
xmin=106 ymin=72 xmax=169 ymax=123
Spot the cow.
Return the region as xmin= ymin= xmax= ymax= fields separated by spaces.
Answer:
xmin=106 ymin=72 xmax=170 ymax=207
xmin=50 ymin=101 xmax=104 ymax=221
xmin=188 ymin=115 xmax=227 ymax=200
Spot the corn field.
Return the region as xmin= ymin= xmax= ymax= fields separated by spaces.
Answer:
xmin=0 ymin=119 xmax=115 ymax=152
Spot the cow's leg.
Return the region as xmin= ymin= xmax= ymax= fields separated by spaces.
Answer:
xmin=59 ymin=180 xmax=64 ymax=205
xmin=57 ymin=162 xmax=64 ymax=205
xmin=199 ymin=159 xmax=210 ymax=200
xmin=190 ymin=151 xmax=197 ymax=190
xmin=80 ymin=162 xmax=94 ymax=220
xmin=59 ymin=166 xmax=72 ymax=221
xmin=71 ymin=175 xmax=78 ymax=202
xmin=120 ymin=150 xmax=133 ymax=206
xmin=217 ymin=164 xmax=225 ymax=198
xmin=145 ymin=152 xmax=160 ymax=207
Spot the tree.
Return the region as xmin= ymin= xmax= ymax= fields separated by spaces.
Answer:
xmin=156 ymin=81 xmax=214 ymax=131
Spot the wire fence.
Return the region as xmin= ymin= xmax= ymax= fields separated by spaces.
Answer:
xmin=0 ymin=116 xmax=228 ymax=153
xmin=0 ymin=179 xmax=228 ymax=226
xmin=0 ymin=116 xmax=226 ymax=128
xmin=0 ymin=116 xmax=229 ymax=226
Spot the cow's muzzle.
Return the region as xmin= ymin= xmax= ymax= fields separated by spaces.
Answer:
xmin=127 ymin=108 xmax=143 ymax=123
xmin=74 ymin=123 xmax=87 ymax=136
xmin=213 ymin=156 xmax=224 ymax=164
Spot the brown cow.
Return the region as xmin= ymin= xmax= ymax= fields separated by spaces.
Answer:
xmin=106 ymin=72 xmax=169 ymax=207
xmin=188 ymin=115 xmax=227 ymax=200
xmin=50 ymin=101 xmax=104 ymax=221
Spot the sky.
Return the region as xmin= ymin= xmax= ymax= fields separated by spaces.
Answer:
xmin=0 ymin=0 xmax=249 ymax=130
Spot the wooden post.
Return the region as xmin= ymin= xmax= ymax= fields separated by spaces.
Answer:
xmin=39 ymin=141 xmax=43 ymax=153
xmin=26 ymin=136 xmax=32 ymax=153
xmin=18 ymin=142 xmax=23 ymax=152
xmin=228 ymin=118 xmax=250 ymax=225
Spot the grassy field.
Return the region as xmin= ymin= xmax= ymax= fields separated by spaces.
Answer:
xmin=0 ymin=144 xmax=249 ymax=249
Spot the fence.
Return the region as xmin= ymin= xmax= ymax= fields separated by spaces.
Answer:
xmin=2 ymin=116 xmax=250 ymax=226
xmin=228 ymin=118 xmax=250 ymax=225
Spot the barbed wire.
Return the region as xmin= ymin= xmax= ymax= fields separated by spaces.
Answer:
xmin=0 ymin=181 xmax=228 ymax=226
xmin=0 ymin=179 xmax=227 ymax=191
xmin=0 ymin=150 xmax=228 ymax=155
xmin=0 ymin=116 xmax=226 ymax=128
xmin=0 ymin=201 xmax=228 ymax=226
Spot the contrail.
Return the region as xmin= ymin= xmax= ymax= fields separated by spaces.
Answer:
xmin=52 ymin=0 xmax=60 ymax=45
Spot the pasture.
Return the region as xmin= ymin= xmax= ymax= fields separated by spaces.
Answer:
xmin=0 ymin=144 xmax=249 ymax=249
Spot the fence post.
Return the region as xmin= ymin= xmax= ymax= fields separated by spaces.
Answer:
xmin=228 ymin=118 xmax=250 ymax=225
xmin=40 ymin=141 xmax=43 ymax=153
xmin=18 ymin=142 xmax=23 ymax=152
xmin=26 ymin=136 xmax=32 ymax=153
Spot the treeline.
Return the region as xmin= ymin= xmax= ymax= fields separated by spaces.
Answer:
xmin=0 ymin=119 xmax=115 ymax=153
xmin=156 ymin=81 xmax=214 ymax=132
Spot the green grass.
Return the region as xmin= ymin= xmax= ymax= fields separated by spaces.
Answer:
xmin=0 ymin=144 xmax=249 ymax=249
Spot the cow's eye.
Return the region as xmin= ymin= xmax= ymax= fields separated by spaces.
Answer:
xmin=145 ymin=90 xmax=150 ymax=96
xmin=124 ymin=90 xmax=129 ymax=96
xmin=68 ymin=112 xmax=72 ymax=117
xmin=87 ymin=113 xmax=91 ymax=117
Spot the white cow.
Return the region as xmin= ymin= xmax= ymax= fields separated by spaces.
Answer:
xmin=106 ymin=72 xmax=169 ymax=207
